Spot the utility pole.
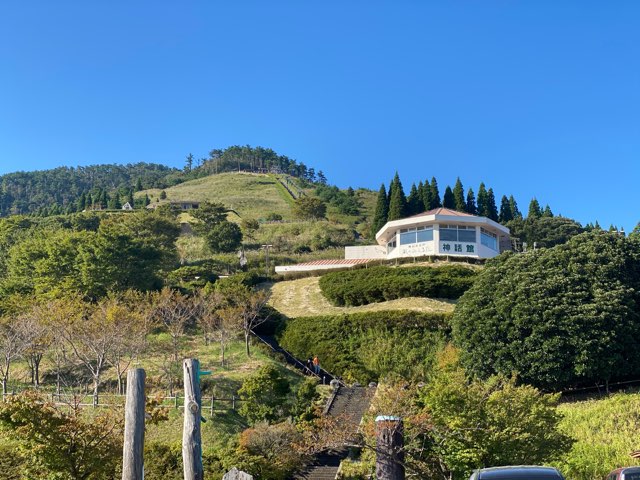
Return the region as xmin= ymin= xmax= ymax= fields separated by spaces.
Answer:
xmin=261 ymin=244 xmax=273 ymax=277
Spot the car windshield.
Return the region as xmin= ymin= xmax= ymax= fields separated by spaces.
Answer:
xmin=625 ymin=474 xmax=640 ymax=480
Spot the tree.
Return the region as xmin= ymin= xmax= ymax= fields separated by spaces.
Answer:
xmin=476 ymin=183 xmax=488 ymax=217
xmin=185 ymin=153 xmax=194 ymax=172
xmin=191 ymin=202 xmax=243 ymax=253
xmin=414 ymin=348 xmax=572 ymax=478
xmin=452 ymin=178 xmax=466 ymax=212
xmin=0 ymin=391 xmax=123 ymax=480
xmin=429 ymin=177 xmax=441 ymax=209
xmin=407 ymin=183 xmax=423 ymax=216
xmin=0 ymin=316 xmax=28 ymax=397
xmin=485 ymin=188 xmax=498 ymax=221
xmin=498 ymin=195 xmax=513 ymax=223
xmin=543 ymin=204 xmax=554 ymax=217
xmin=442 ymin=186 xmax=455 ymax=209
xmin=371 ymin=184 xmax=389 ymax=237
xmin=421 ymin=181 xmax=433 ymax=211
xmin=293 ymin=197 xmax=326 ymax=220
xmin=16 ymin=300 xmax=53 ymax=387
xmin=316 ymin=170 xmax=327 ymax=185
xmin=159 ymin=190 xmax=167 ymax=200
xmin=528 ymin=198 xmax=542 ymax=218
xmin=465 ymin=188 xmax=477 ymax=215
xmin=387 ymin=173 xmax=408 ymax=221
xmin=508 ymin=195 xmax=521 ymax=219
xmin=452 ymin=231 xmax=640 ymax=390
xmin=238 ymin=365 xmax=291 ymax=424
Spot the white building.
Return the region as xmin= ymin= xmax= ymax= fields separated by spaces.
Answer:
xmin=275 ymin=208 xmax=511 ymax=274
xmin=346 ymin=208 xmax=511 ymax=261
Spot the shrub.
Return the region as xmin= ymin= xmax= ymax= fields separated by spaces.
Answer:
xmin=319 ymin=265 xmax=476 ymax=306
xmin=278 ymin=310 xmax=450 ymax=383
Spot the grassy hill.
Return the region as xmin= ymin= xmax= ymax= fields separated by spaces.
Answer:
xmin=141 ymin=172 xmax=298 ymax=221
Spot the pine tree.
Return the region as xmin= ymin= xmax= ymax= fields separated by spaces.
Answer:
xmin=387 ymin=173 xmax=408 ymax=221
xmin=407 ymin=183 xmax=423 ymax=215
xmin=486 ymin=188 xmax=499 ymax=221
xmin=86 ymin=193 xmax=93 ymax=208
xmin=127 ymin=190 xmax=134 ymax=207
xmin=77 ymin=192 xmax=87 ymax=211
xmin=421 ymin=181 xmax=433 ymax=211
xmin=443 ymin=186 xmax=455 ymax=209
xmin=542 ymin=205 xmax=553 ymax=217
xmin=466 ymin=188 xmax=477 ymax=215
xmin=509 ymin=195 xmax=522 ymax=219
xmin=135 ymin=178 xmax=143 ymax=191
xmin=452 ymin=177 xmax=466 ymax=212
xmin=144 ymin=194 xmax=151 ymax=206
xmin=528 ymin=198 xmax=542 ymax=219
xmin=371 ymin=184 xmax=389 ymax=237
xmin=476 ymin=183 xmax=488 ymax=217
xmin=430 ymin=177 xmax=441 ymax=209
xmin=498 ymin=195 xmax=513 ymax=223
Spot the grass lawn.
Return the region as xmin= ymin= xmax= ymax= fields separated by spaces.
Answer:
xmin=266 ymin=275 xmax=456 ymax=318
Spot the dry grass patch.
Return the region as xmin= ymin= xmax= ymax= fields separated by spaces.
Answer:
xmin=266 ymin=276 xmax=456 ymax=318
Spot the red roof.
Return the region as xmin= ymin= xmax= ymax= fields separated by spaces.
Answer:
xmin=407 ymin=207 xmax=475 ymax=219
xmin=293 ymin=259 xmax=372 ymax=267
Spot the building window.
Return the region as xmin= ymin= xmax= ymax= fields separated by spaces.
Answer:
xmin=440 ymin=225 xmax=476 ymax=243
xmin=399 ymin=226 xmax=433 ymax=245
xmin=481 ymin=227 xmax=498 ymax=251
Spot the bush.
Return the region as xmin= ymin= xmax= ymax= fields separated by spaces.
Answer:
xmin=319 ymin=265 xmax=477 ymax=306
xmin=453 ymin=231 xmax=640 ymax=390
xmin=278 ymin=310 xmax=450 ymax=383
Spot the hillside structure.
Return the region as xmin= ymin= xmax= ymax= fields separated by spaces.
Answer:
xmin=275 ymin=208 xmax=511 ymax=273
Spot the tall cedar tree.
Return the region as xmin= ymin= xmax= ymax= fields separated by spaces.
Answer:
xmin=443 ymin=186 xmax=455 ymax=209
xmin=476 ymin=183 xmax=488 ymax=218
xmin=421 ymin=181 xmax=433 ymax=211
xmin=371 ymin=184 xmax=389 ymax=237
xmin=528 ymin=198 xmax=542 ymax=218
xmin=430 ymin=177 xmax=442 ymax=209
xmin=387 ymin=173 xmax=408 ymax=221
xmin=486 ymin=188 xmax=499 ymax=221
xmin=407 ymin=183 xmax=423 ymax=215
xmin=543 ymin=205 xmax=554 ymax=217
xmin=499 ymin=195 xmax=513 ymax=223
xmin=509 ymin=195 xmax=522 ymax=219
xmin=466 ymin=188 xmax=477 ymax=215
xmin=452 ymin=178 xmax=466 ymax=212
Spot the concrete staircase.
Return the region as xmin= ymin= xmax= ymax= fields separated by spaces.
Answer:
xmin=295 ymin=385 xmax=375 ymax=480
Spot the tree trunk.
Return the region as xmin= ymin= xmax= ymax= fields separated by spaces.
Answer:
xmin=220 ymin=341 xmax=225 ymax=367
xmin=244 ymin=331 xmax=251 ymax=357
xmin=93 ymin=377 xmax=100 ymax=407
xmin=1 ymin=377 xmax=6 ymax=399
xmin=34 ymin=355 xmax=41 ymax=388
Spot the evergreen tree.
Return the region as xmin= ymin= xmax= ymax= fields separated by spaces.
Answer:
xmin=135 ymin=178 xmax=143 ymax=191
xmin=476 ymin=183 xmax=488 ymax=217
xmin=317 ymin=171 xmax=327 ymax=185
xmin=498 ymin=195 xmax=513 ymax=223
xmin=443 ymin=186 xmax=455 ymax=209
xmin=486 ymin=188 xmax=499 ymax=221
xmin=185 ymin=153 xmax=194 ymax=172
xmin=421 ymin=181 xmax=433 ymax=211
xmin=387 ymin=173 xmax=408 ymax=221
xmin=86 ymin=193 xmax=93 ymax=208
xmin=430 ymin=177 xmax=441 ymax=209
xmin=466 ymin=188 xmax=477 ymax=215
xmin=542 ymin=205 xmax=554 ymax=217
xmin=127 ymin=190 xmax=134 ymax=207
xmin=528 ymin=198 xmax=542 ymax=219
xmin=509 ymin=195 xmax=522 ymax=219
xmin=371 ymin=184 xmax=389 ymax=237
xmin=407 ymin=183 xmax=422 ymax=215
xmin=77 ymin=192 xmax=87 ymax=211
xmin=144 ymin=194 xmax=151 ymax=206
xmin=452 ymin=177 xmax=466 ymax=212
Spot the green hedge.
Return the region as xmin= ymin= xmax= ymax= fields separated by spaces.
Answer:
xmin=318 ymin=265 xmax=477 ymax=306
xmin=277 ymin=310 xmax=451 ymax=383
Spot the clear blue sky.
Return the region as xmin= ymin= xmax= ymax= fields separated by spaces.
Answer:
xmin=1 ymin=2 xmax=638 ymax=231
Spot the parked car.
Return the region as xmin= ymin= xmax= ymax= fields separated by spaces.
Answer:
xmin=606 ymin=467 xmax=640 ymax=480
xmin=469 ymin=466 xmax=565 ymax=480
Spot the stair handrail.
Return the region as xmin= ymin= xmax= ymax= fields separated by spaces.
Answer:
xmin=250 ymin=330 xmax=347 ymax=387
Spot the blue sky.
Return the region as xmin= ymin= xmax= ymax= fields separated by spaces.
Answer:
xmin=1 ymin=2 xmax=638 ymax=230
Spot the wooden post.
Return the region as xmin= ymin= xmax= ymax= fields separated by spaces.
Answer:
xmin=375 ymin=415 xmax=404 ymax=480
xmin=182 ymin=358 xmax=203 ymax=480
xmin=122 ymin=368 xmax=146 ymax=480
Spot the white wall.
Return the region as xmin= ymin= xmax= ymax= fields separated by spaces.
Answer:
xmin=344 ymin=245 xmax=386 ymax=260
